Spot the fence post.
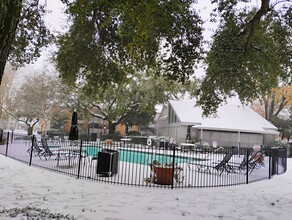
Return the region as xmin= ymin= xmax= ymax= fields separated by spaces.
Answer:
xmin=29 ymin=135 xmax=34 ymax=166
xmin=5 ymin=132 xmax=10 ymax=156
xmin=269 ymin=147 xmax=272 ymax=179
xmin=269 ymin=147 xmax=275 ymax=179
xmin=171 ymin=145 xmax=176 ymax=189
xmin=77 ymin=140 xmax=83 ymax=179
xmin=246 ymin=148 xmax=249 ymax=184
xmin=284 ymin=147 xmax=288 ymax=173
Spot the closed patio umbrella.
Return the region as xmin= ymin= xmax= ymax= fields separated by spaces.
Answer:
xmin=69 ymin=111 xmax=78 ymax=141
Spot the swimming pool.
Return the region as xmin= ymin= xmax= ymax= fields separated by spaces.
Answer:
xmin=119 ymin=149 xmax=191 ymax=164
xmin=84 ymin=147 xmax=195 ymax=165
xmin=49 ymin=145 xmax=200 ymax=165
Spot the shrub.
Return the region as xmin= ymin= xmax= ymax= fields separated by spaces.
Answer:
xmin=0 ymin=137 xmax=6 ymax=145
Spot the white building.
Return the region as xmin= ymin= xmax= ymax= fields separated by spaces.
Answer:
xmin=156 ymin=100 xmax=278 ymax=147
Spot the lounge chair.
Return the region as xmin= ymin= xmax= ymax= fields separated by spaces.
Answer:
xmin=90 ymin=154 xmax=98 ymax=167
xmin=226 ymin=155 xmax=247 ymax=173
xmin=39 ymin=138 xmax=58 ymax=160
xmin=228 ymin=151 xmax=265 ymax=174
xmin=27 ymin=136 xmax=44 ymax=157
xmin=40 ymin=138 xmax=70 ymax=160
xmin=189 ymin=153 xmax=234 ymax=176
xmin=58 ymin=143 xmax=90 ymax=165
xmin=248 ymin=151 xmax=265 ymax=173
xmin=74 ymin=147 xmax=90 ymax=166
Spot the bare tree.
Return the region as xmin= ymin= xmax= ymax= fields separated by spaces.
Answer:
xmin=8 ymin=67 xmax=68 ymax=135
xmin=0 ymin=64 xmax=19 ymax=127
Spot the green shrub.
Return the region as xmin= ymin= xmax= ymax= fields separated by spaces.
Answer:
xmin=78 ymin=133 xmax=91 ymax=141
xmin=0 ymin=137 xmax=6 ymax=145
xmin=261 ymin=141 xmax=289 ymax=156
xmin=269 ymin=140 xmax=289 ymax=148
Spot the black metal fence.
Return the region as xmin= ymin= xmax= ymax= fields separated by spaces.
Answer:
xmin=0 ymin=132 xmax=287 ymax=189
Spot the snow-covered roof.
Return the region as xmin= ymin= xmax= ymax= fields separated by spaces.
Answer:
xmin=169 ymin=100 xmax=278 ymax=134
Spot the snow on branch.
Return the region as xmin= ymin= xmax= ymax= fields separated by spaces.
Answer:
xmin=88 ymin=108 xmax=107 ymax=120
xmin=0 ymin=104 xmax=19 ymax=121
xmin=91 ymin=103 xmax=108 ymax=117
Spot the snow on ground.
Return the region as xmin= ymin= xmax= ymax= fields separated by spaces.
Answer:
xmin=0 ymin=155 xmax=291 ymax=220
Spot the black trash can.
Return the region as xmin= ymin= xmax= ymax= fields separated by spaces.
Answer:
xmin=97 ymin=149 xmax=119 ymax=176
xmin=271 ymin=147 xmax=279 ymax=175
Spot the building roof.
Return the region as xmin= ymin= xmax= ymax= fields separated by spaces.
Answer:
xmin=169 ymin=100 xmax=278 ymax=134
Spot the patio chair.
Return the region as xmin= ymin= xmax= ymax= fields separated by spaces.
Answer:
xmin=40 ymin=138 xmax=58 ymax=160
xmin=226 ymin=155 xmax=247 ymax=173
xmin=228 ymin=151 xmax=265 ymax=174
xmin=58 ymin=143 xmax=89 ymax=165
xmin=40 ymin=138 xmax=71 ymax=160
xmin=248 ymin=151 xmax=265 ymax=173
xmin=189 ymin=152 xmax=234 ymax=176
xmin=27 ymin=136 xmax=44 ymax=157
xmin=90 ymin=155 xmax=98 ymax=167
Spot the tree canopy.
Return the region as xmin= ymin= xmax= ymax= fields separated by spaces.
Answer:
xmin=77 ymin=71 xmax=186 ymax=134
xmin=56 ymin=0 xmax=203 ymax=88
xmin=0 ymin=0 xmax=52 ymax=84
xmin=197 ymin=0 xmax=291 ymax=115
xmin=1 ymin=0 xmax=291 ymax=115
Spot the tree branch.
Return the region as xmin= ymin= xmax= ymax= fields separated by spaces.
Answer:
xmin=109 ymin=98 xmax=117 ymax=110
xmin=271 ymin=0 xmax=292 ymax=9
xmin=273 ymin=95 xmax=288 ymax=117
xmin=0 ymin=103 xmax=20 ymax=121
xmin=243 ymin=0 xmax=271 ymax=50
xmin=31 ymin=118 xmax=40 ymax=127
xmin=88 ymin=108 xmax=107 ymax=120
xmin=91 ymin=103 xmax=108 ymax=117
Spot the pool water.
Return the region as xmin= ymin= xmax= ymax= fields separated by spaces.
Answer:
xmin=49 ymin=145 xmax=195 ymax=165
xmin=119 ymin=149 xmax=190 ymax=164
xmin=84 ymin=147 xmax=190 ymax=165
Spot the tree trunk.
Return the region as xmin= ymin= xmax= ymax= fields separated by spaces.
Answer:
xmin=39 ymin=119 xmax=47 ymax=137
xmin=0 ymin=0 xmax=23 ymax=84
xmin=28 ymin=126 xmax=33 ymax=135
xmin=244 ymin=0 xmax=270 ymax=50
xmin=108 ymin=121 xmax=117 ymax=134
xmin=263 ymin=92 xmax=289 ymax=121
xmin=263 ymin=96 xmax=269 ymax=120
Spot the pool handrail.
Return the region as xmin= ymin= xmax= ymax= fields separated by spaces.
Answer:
xmin=203 ymin=146 xmax=224 ymax=160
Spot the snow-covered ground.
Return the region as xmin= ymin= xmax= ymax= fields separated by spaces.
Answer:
xmin=0 ymin=154 xmax=291 ymax=220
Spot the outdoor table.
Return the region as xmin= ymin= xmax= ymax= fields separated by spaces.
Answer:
xmin=56 ymin=146 xmax=87 ymax=167
xmin=180 ymin=143 xmax=196 ymax=152
xmin=120 ymin=138 xmax=131 ymax=147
